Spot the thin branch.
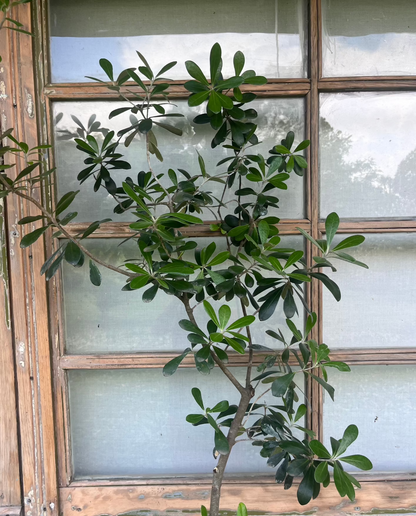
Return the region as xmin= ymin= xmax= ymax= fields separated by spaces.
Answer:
xmin=0 ymin=177 xmax=133 ymax=278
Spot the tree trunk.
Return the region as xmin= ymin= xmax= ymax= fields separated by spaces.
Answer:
xmin=209 ymin=387 xmax=253 ymax=516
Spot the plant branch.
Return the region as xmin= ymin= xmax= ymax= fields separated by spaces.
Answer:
xmin=0 ymin=177 xmax=133 ymax=278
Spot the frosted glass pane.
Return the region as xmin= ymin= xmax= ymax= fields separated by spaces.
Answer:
xmin=49 ymin=0 xmax=307 ymax=82
xmin=323 ymin=365 xmax=416 ymax=472
xmin=53 ymin=98 xmax=305 ymax=221
xmin=63 ymin=236 xmax=304 ymax=354
xmin=320 ymin=92 xmax=416 ymax=218
xmin=323 ymin=233 xmax=416 ymax=349
xmin=322 ymin=0 xmax=416 ymax=77
xmin=68 ymin=368 xmax=305 ymax=478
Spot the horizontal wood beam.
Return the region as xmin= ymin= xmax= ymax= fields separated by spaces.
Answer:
xmin=318 ymin=79 xmax=416 ymax=91
xmin=60 ymin=220 xmax=311 ymax=239
xmin=318 ymin=220 xmax=416 ymax=233
xmin=59 ymin=349 xmax=416 ymax=370
xmin=44 ymin=80 xmax=310 ymax=100
xmin=60 ymin=480 xmax=416 ymax=516
xmin=0 ymin=507 xmax=22 ymax=516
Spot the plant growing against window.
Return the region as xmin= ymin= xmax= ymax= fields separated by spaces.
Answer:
xmin=0 ymin=43 xmax=372 ymax=516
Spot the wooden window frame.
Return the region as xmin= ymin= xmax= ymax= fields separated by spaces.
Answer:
xmin=1 ymin=1 xmax=416 ymax=515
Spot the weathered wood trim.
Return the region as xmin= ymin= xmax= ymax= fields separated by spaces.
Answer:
xmin=59 ymin=349 xmax=416 ymax=371
xmin=43 ymin=80 xmax=311 ymax=100
xmin=0 ymin=507 xmax=22 ymax=516
xmin=318 ymin=79 xmax=416 ymax=91
xmin=318 ymin=220 xmax=416 ymax=233
xmin=0 ymin=19 xmax=22 ymax=512
xmin=59 ymin=220 xmax=312 ymax=239
xmin=3 ymin=4 xmax=58 ymax=516
xmin=59 ymin=480 xmax=416 ymax=516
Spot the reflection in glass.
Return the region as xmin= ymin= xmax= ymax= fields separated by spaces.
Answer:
xmin=322 ymin=0 xmax=416 ymax=77
xmin=63 ymin=236 xmax=304 ymax=354
xmin=323 ymin=365 xmax=416 ymax=472
xmin=323 ymin=233 xmax=416 ymax=349
xmin=53 ymin=98 xmax=305 ymax=221
xmin=320 ymin=92 xmax=416 ymax=218
xmin=49 ymin=0 xmax=307 ymax=82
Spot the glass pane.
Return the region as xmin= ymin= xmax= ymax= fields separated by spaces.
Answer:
xmin=53 ymin=98 xmax=305 ymax=222
xmin=320 ymin=92 xmax=416 ymax=219
xmin=49 ymin=0 xmax=307 ymax=83
xmin=323 ymin=365 xmax=416 ymax=472
xmin=322 ymin=0 xmax=416 ymax=77
xmin=68 ymin=367 xmax=305 ymax=478
xmin=323 ymin=233 xmax=416 ymax=349
xmin=63 ymin=236 xmax=304 ymax=354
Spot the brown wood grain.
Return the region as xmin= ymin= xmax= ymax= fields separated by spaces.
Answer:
xmin=4 ymin=4 xmax=58 ymax=516
xmin=0 ymin=507 xmax=22 ymax=516
xmin=44 ymin=80 xmax=310 ymax=100
xmin=0 ymin=25 xmax=21 ymax=510
xmin=60 ymin=480 xmax=416 ymax=516
xmin=60 ymin=220 xmax=312 ymax=239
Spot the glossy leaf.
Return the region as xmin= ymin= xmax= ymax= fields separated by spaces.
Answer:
xmin=163 ymin=348 xmax=191 ymax=376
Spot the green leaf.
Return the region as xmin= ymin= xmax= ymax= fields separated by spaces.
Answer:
xmin=211 ymin=400 xmax=229 ymax=413
xmin=179 ymin=320 xmax=206 ymax=338
xmin=311 ymin=373 xmax=335 ymax=401
xmin=142 ymin=283 xmax=158 ymax=302
xmin=64 ymin=241 xmax=82 ymax=266
xmin=163 ymin=348 xmax=191 ymax=376
xmin=294 ymin=404 xmax=307 ymax=423
xmin=244 ymin=75 xmax=267 ymax=85
xmin=337 ymin=424 xmax=359 ymax=456
xmin=207 ymin=252 xmax=230 ymax=267
xmin=285 ymin=250 xmax=304 ymax=269
xmin=325 ymin=212 xmax=340 ymax=247
xmin=314 ymin=461 xmax=329 ymax=483
xmin=332 ymin=235 xmax=365 ymax=251
xmin=339 ymin=455 xmax=373 ymax=471
xmin=203 ymin=300 xmax=219 ymax=326
xmin=89 ymin=260 xmax=101 ymax=286
xmin=185 ymin=60 xmax=209 ymax=85
xmin=55 ymin=191 xmax=79 ymax=216
xmin=309 ymin=272 xmax=341 ymax=302
xmin=325 ymin=361 xmax=351 ymax=372
xmin=218 ymin=305 xmax=231 ymax=330
xmin=334 ymin=462 xmax=355 ymax=501
xmin=186 ymin=414 xmax=204 ymax=424
xmin=191 ymin=387 xmax=204 ymax=410
xmin=294 ymin=140 xmax=310 ymax=152
xmin=210 ymin=42 xmax=222 ymax=83
xmin=258 ymin=220 xmax=269 ymax=244
xmin=200 ymin=505 xmax=208 ymax=516
xmin=297 ymin=467 xmax=315 ymax=505
xmin=271 ymin=373 xmax=294 ymax=397
xmin=139 ymin=119 xmax=153 ymax=134
xmin=224 ymin=337 xmax=245 ymax=354
xmin=18 ymin=215 xmax=44 ymax=225
xmin=45 ymin=251 xmax=66 ymax=280
xmin=214 ymin=429 xmax=230 ymax=455
xmin=188 ymin=91 xmax=210 ymax=107
xmin=99 ymin=58 xmax=114 ymax=81
xmin=15 ymin=162 xmax=39 ymax=181
xmin=208 ymin=91 xmax=222 ymax=114
xmin=226 ymin=315 xmax=255 ymax=331
xmin=309 ymin=440 xmax=331 ymax=459
xmin=259 ymin=290 xmax=281 ymax=321
xmin=20 ymin=226 xmax=48 ymax=248
xmin=296 ymin=227 xmax=324 ymax=252
xmin=156 ymin=61 xmax=177 ymax=77
xmin=216 ymin=77 xmax=244 ymax=91
xmin=237 ymin=503 xmax=247 ymax=516
xmin=130 ymin=274 xmax=150 ymax=289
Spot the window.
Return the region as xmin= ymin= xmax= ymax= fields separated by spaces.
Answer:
xmin=1 ymin=1 xmax=416 ymax=515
